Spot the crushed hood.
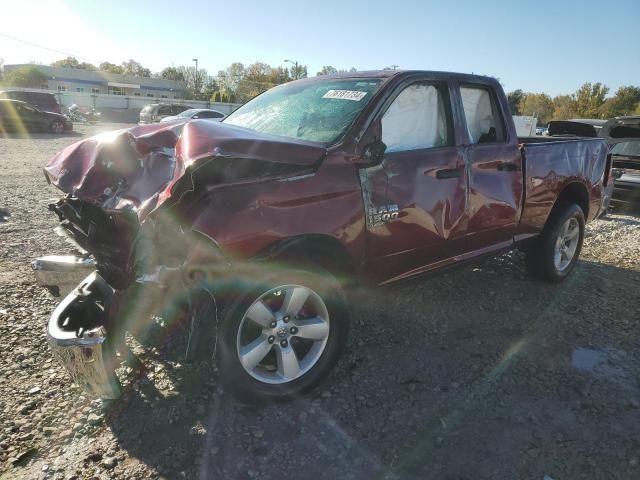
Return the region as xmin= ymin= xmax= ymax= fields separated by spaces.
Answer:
xmin=45 ymin=120 xmax=327 ymax=220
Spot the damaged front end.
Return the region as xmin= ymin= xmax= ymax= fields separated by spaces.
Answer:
xmin=47 ymin=271 xmax=121 ymax=399
xmin=34 ymin=120 xmax=325 ymax=398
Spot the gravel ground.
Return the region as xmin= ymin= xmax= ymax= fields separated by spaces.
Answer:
xmin=1 ymin=124 xmax=639 ymax=480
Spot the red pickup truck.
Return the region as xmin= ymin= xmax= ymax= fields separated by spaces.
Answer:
xmin=34 ymin=70 xmax=611 ymax=400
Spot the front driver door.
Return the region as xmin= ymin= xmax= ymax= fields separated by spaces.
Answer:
xmin=362 ymin=81 xmax=467 ymax=284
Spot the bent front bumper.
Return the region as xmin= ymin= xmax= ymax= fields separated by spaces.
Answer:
xmin=32 ymin=255 xmax=96 ymax=297
xmin=35 ymin=257 xmax=121 ymax=399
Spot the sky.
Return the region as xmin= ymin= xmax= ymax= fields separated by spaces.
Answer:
xmin=0 ymin=0 xmax=638 ymax=96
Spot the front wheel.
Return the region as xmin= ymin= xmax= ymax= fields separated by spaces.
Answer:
xmin=217 ymin=268 xmax=349 ymax=400
xmin=50 ymin=120 xmax=64 ymax=134
xmin=524 ymin=203 xmax=585 ymax=282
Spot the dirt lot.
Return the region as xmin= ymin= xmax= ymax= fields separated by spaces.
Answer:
xmin=1 ymin=124 xmax=639 ymax=480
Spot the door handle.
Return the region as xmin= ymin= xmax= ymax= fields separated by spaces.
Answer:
xmin=435 ymin=168 xmax=462 ymax=179
xmin=497 ymin=162 xmax=520 ymax=172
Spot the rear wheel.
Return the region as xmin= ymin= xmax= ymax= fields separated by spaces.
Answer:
xmin=217 ymin=268 xmax=349 ymax=400
xmin=524 ymin=203 xmax=585 ymax=282
xmin=50 ymin=120 xmax=64 ymax=134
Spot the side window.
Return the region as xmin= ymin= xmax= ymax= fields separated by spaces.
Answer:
xmin=199 ymin=111 xmax=221 ymax=118
xmin=158 ymin=106 xmax=172 ymax=116
xmin=381 ymin=83 xmax=451 ymax=153
xmin=460 ymin=86 xmax=505 ymax=144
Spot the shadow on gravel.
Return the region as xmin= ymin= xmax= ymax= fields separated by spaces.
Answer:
xmin=1 ymin=131 xmax=83 ymax=140
xmin=103 ymin=254 xmax=640 ymax=479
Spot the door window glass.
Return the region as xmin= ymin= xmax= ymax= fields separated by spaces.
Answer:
xmin=460 ymin=86 xmax=505 ymax=144
xmin=381 ymin=84 xmax=451 ymax=153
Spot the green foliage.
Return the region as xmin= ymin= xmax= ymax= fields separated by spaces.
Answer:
xmin=507 ymin=90 xmax=524 ymax=115
xmin=99 ymin=62 xmax=124 ymax=74
xmin=573 ymin=82 xmax=609 ymax=118
xmin=2 ymin=65 xmax=47 ymax=88
xmin=552 ymin=95 xmax=578 ymax=121
xmin=519 ymin=93 xmax=554 ymax=125
xmin=160 ymin=66 xmax=185 ymax=82
xmin=599 ymin=86 xmax=640 ymax=118
xmin=121 ymin=59 xmax=151 ymax=78
xmin=317 ymin=65 xmax=338 ymax=76
xmin=51 ymin=56 xmax=96 ymax=70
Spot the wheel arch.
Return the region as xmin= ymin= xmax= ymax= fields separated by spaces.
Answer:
xmin=255 ymin=234 xmax=356 ymax=286
xmin=552 ymin=181 xmax=589 ymax=220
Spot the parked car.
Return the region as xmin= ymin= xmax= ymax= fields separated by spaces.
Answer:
xmin=0 ymin=90 xmax=61 ymax=113
xmin=0 ymin=99 xmax=72 ymax=134
xmin=138 ymin=103 xmax=192 ymax=124
xmin=547 ymin=117 xmax=640 ymax=213
xmin=601 ymin=116 xmax=640 ymax=210
xmin=35 ymin=70 xmax=610 ymax=400
xmin=160 ymin=108 xmax=226 ymax=123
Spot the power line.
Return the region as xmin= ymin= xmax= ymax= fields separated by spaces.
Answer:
xmin=0 ymin=32 xmax=104 ymax=64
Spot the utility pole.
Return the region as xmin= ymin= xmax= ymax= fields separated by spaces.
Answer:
xmin=284 ymin=59 xmax=299 ymax=80
xmin=192 ymin=58 xmax=198 ymax=99
xmin=390 ymin=64 xmax=399 ymax=70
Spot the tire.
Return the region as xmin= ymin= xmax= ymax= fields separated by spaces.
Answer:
xmin=524 ymin=203 xmax=585 ymax=282
xmin=216 ymin=267 xmax=349 ymax=400
xmin=50 ymin=120 xmax=64 ymax=134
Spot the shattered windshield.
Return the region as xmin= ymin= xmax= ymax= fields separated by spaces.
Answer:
xmin=223 ymin=78 xmax=382 ymax=144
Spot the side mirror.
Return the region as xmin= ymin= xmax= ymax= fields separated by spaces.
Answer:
xmin=360 ymin=139 xmax=387 ymax=166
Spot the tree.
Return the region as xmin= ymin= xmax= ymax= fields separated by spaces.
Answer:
xmin=2 ymin=65 xmax=47 ymax=88
xmin=51 ymin=56 xmax=96 ymax=70
xmin=519 ymin=93 xmax=554 ymax=125
xmin=599 ymin=86 xmax=640 ymax=118
xmin=99 ymin=62 xmax=124 ymax=74
xmin=551 ymin=95 xmax=578 ymax=121
xmin=317 ymin=65 xmax=338 ymax=76
xmin=290 ymin=64 xmax=308 ymax=80
xmin=121 ymin=59 xmax=151 ymax=78
xmin=507 ymin=89 xmax=524 ymax=115
xmin=160 ymin=66 xmax=185 ymax=82
xmin=573 ymin=82 xmax=609 ymax=118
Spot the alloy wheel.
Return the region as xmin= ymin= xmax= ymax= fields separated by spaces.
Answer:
xmin=554 ymin=217 xmax=580 ymax=271
xmin=236 ymin=284 xmax=330 ymax=384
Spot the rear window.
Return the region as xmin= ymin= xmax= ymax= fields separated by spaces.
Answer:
xmin=141 ymin=105 xmax=155 ymax=113
xmin=7 ymin=91 xmax=56 ymax=105
xmin=460 ymin=86 xmax=506 ymax=144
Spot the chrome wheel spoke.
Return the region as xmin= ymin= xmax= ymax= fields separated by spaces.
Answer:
xmin=566 ymin=224 xmax=579 ymax=240
xmin=245 ymin=300 xmax=275 ymax=328
xmin=281 ymin=286 xmax=310 ymax=316
xmin=237 ymin=284 xmax=330 ymax=385
xmin=293 ymin=316 xmax=329 ymax=340
xmin=240 ymin=336 xmax=272 ymax=370
xmin=275 ymin=345 xmax=301 ymax=379
xmin=554 ymin=250 xmax=563 ymax=268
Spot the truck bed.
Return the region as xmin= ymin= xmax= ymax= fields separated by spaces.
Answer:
xmin=516 ymin=136 xmax=609 ymax=237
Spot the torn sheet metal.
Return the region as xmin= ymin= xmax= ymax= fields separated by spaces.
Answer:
xmin=44 ymin=120 xmax=327 ymax=221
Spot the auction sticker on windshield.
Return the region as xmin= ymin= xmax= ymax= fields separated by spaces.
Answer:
xmin=322 ymin=90 xmax=368 ymax=101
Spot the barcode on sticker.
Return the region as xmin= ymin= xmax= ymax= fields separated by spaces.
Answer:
xmin=322 ymin=90 xmax=368 ymax=101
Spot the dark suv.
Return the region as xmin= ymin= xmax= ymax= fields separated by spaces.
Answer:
xmin=139 ymin=103 xmax=192 ymax=124
xmin=0 ymin=90 xmax=61 ymax=114
xmin=0 ymin=99 xmax=72 ymax=133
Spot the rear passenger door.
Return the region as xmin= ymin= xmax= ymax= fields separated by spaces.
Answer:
xmin=456 ymin=84 xmax=523 ymax=252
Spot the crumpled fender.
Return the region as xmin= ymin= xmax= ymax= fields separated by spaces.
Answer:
xmin=44 ymin=120 xmax=327 ymax=221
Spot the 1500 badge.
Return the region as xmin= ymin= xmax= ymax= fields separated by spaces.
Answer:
xmin=368 ymin=204 xmax=399 ymax=227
